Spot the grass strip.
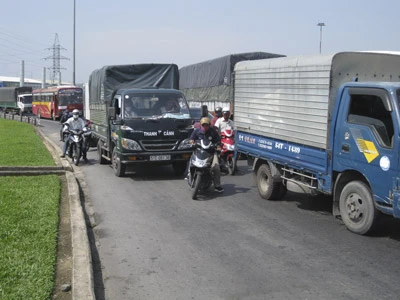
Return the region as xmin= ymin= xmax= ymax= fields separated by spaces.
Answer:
xmin=0 ymin=119 xmax=55 ymax=166
xmin=0 ymin=175 xmax=60 ymax=299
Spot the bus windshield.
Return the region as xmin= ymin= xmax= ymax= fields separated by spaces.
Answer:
xmin=58 ymin=89 xmax=83 ymax=106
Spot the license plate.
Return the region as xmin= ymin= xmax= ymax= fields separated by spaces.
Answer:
xmin=150 ymin=155 xmax=171 ymax=161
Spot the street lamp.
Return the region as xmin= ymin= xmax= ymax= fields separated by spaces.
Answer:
xmin=72 ymin=0 xmax=76 ymax=85
xmin=317 ymin=22 xmax=325 ymax=54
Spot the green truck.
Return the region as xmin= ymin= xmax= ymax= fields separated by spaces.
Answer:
xmin=88 ymin=63 xmax=194 ymax=177
xmin=0 ymin=86 xmax=33 ymax=115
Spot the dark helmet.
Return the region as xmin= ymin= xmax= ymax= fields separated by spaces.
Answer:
xmin=215 ymin=107 xmax=223 ymax=116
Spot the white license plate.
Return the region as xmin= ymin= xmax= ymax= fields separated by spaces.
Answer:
xmin=150 ymin=155 xmax=171 ymax=161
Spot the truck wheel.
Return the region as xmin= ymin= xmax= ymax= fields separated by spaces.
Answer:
xmin=172 ymin=161 xmax=187 ymax=176
xmin=339 ymin=181 xmax=377 ymax=235
xmin=112 ymin=147 xmax=126 ymax=177
xmin=256 ymin=164 xmax=282 ymax=200
xmin=97 ymin=140 xmax=107 ymax=165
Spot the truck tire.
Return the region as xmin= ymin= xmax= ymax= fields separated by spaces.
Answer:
xmin=97 ymin=140 xmax=108 ymax=165
xmin=112 ymin=147 xmax=126 ymax=177
xmin=172 ymin=161 xmax=187 ymax=176
xmin=339 ymin=181 xmax=377 ymax=235
xmin=256 ymin=164 xmax=283 ymax=200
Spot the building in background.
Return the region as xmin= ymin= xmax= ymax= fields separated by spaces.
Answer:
xmin=0 ymin=76 xmax=42 ymax=89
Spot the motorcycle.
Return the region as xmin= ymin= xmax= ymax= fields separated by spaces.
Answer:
xmin=219 ymin=127 xmax=236 ymax=175
xmin=63 ymin=125 xmax=91 ymax=166
xmin=187 ymin=138 xmax=215 ymax=200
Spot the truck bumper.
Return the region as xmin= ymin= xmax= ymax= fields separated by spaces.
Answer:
xmin=119 ymin=150 xmax=192 ymax=165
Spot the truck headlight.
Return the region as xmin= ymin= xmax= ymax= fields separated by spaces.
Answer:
xmin=178 ymin=138 xmax=192 ymax=150
xmin=122 ymin=138 xmax=142 ymax=150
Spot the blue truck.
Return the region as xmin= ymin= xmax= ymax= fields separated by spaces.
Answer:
xmin=234 ymin=51 xmax=400 ymax=234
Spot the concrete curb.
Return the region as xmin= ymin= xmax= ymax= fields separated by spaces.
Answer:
xmin=67 ymin=172 xmax=95 ymax=299
xmin=37 ymin=128 xmax=96 ymax=300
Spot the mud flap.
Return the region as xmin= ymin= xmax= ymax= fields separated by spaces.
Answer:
xmin=393 ymin=193 xmax=400 ymax=218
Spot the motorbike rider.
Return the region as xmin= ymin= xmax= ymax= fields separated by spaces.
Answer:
xmin=215 ymin=107 xmax=234 ymax=134
xmin=189 ymin=117 xmax=224 ymax=192
xmin=60 ymin=109 xmax=88 ymax=161
xmin=211 ymin=106 xmax=223 ymax=127
xmin=59 ymin=109 xmax=71 ymax=141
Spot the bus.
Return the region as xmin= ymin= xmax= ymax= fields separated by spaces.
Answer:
xmin=32 ymin=85 xmax=83 ymax=120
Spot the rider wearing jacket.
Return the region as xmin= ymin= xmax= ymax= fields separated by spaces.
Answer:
xmin=60 ymin=109 xmax=88 ymax=161
xmin=189 ymin=117 xmax=224 ymax=192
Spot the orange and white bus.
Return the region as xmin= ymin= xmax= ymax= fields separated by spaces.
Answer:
xmin=32 ymin=85 xmax=83 ymax=120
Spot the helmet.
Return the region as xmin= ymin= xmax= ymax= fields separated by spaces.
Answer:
xmin=222 ymin=107 xmax=230 ymax=114
xmin=200 ymin=117 xmax=211 ymax=125
xmin=72 ymin=109 xmax=80 ymax=115
xmin=215 ymin=107 xmax=223 ymax=117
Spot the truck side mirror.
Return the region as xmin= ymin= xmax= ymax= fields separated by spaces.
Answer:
xmin=201 ymin=105 xmax=208 ymax=117
xmin=108 ymin=107 xmax=116 ymax=120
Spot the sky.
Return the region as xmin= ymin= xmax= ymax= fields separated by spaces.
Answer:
xmin=1 ymin=0 xmax=399 ymax=84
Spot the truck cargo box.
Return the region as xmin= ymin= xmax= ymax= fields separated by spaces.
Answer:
xmin=234 ymin=51 xmax=400 ymax=149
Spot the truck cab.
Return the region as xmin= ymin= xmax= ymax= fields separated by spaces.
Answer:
xmin=17 ymin=93 xmax=33 ymax=114
xmin=97 ymin=88 xmax=194 ymax=177
xmin=331 ymin=82 xmax=400 ymax=231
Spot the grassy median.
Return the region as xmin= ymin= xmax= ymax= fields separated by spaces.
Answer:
xmin=0 ymin=118 xmax=61 ymax=299
xmin=0 ymin=118 xmax=55 ymax=166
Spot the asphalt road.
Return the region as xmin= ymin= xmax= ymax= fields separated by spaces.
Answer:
xmin=40 ymin=119 xmax=400 ymax=300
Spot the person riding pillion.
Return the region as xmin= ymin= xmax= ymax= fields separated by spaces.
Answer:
xmin=211 ymin=106 xmax=223 ymax=127
xmin=214 ymin=107 xmax=234 ymax=134
xmin=189 ymin=117 xmax=224 ymax=192
xmin=60 ymin=109 xmax=88 ymax=161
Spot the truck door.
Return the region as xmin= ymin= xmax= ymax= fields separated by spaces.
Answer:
xmin=333 ymin=87 xmax=398 ymax=205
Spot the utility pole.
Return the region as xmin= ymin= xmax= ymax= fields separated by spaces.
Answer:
xmin=72 ymin=0 xmax=76 ymax=85
xmin=44 ymin=33 xmax=69 ymax=85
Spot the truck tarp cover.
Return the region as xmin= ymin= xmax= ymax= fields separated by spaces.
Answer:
xmin=89 ymin=64 xmax=179 ymax=105
xmin=0 ymin=87 xmax=32 ymax=104
xmin=179 ymin=52 xmax=285 ymax=102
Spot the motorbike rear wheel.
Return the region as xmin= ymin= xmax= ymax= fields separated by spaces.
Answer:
xmin=191 ymin=173 xmax=202 ymax=200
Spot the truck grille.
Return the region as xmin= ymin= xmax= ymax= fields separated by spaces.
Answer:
xmin=140 ymin=139 xmax=178 ymax=151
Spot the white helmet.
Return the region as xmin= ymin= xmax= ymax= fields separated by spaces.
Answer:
xmin=72 ymin=109 xmax=80 ymax=119
xmin=222 ymin=107 xmax=230 ymax=114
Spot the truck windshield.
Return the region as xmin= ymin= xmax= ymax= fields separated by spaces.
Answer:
xmin=123 ymin=93 xmax=191 ymax=119
xmin=21 ymin=95 xmax=32 ymax=104
xmin=58 ymin=89 xmax=83 ymax=106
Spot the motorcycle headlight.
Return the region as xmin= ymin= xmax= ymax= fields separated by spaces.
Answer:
xmin=178 ymin=138 xmax=192 ymax=150
xmin=122 ymin=138 xmax=142 ymax=151
xmin=192 ymin=156 xmax=210 ymax=168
